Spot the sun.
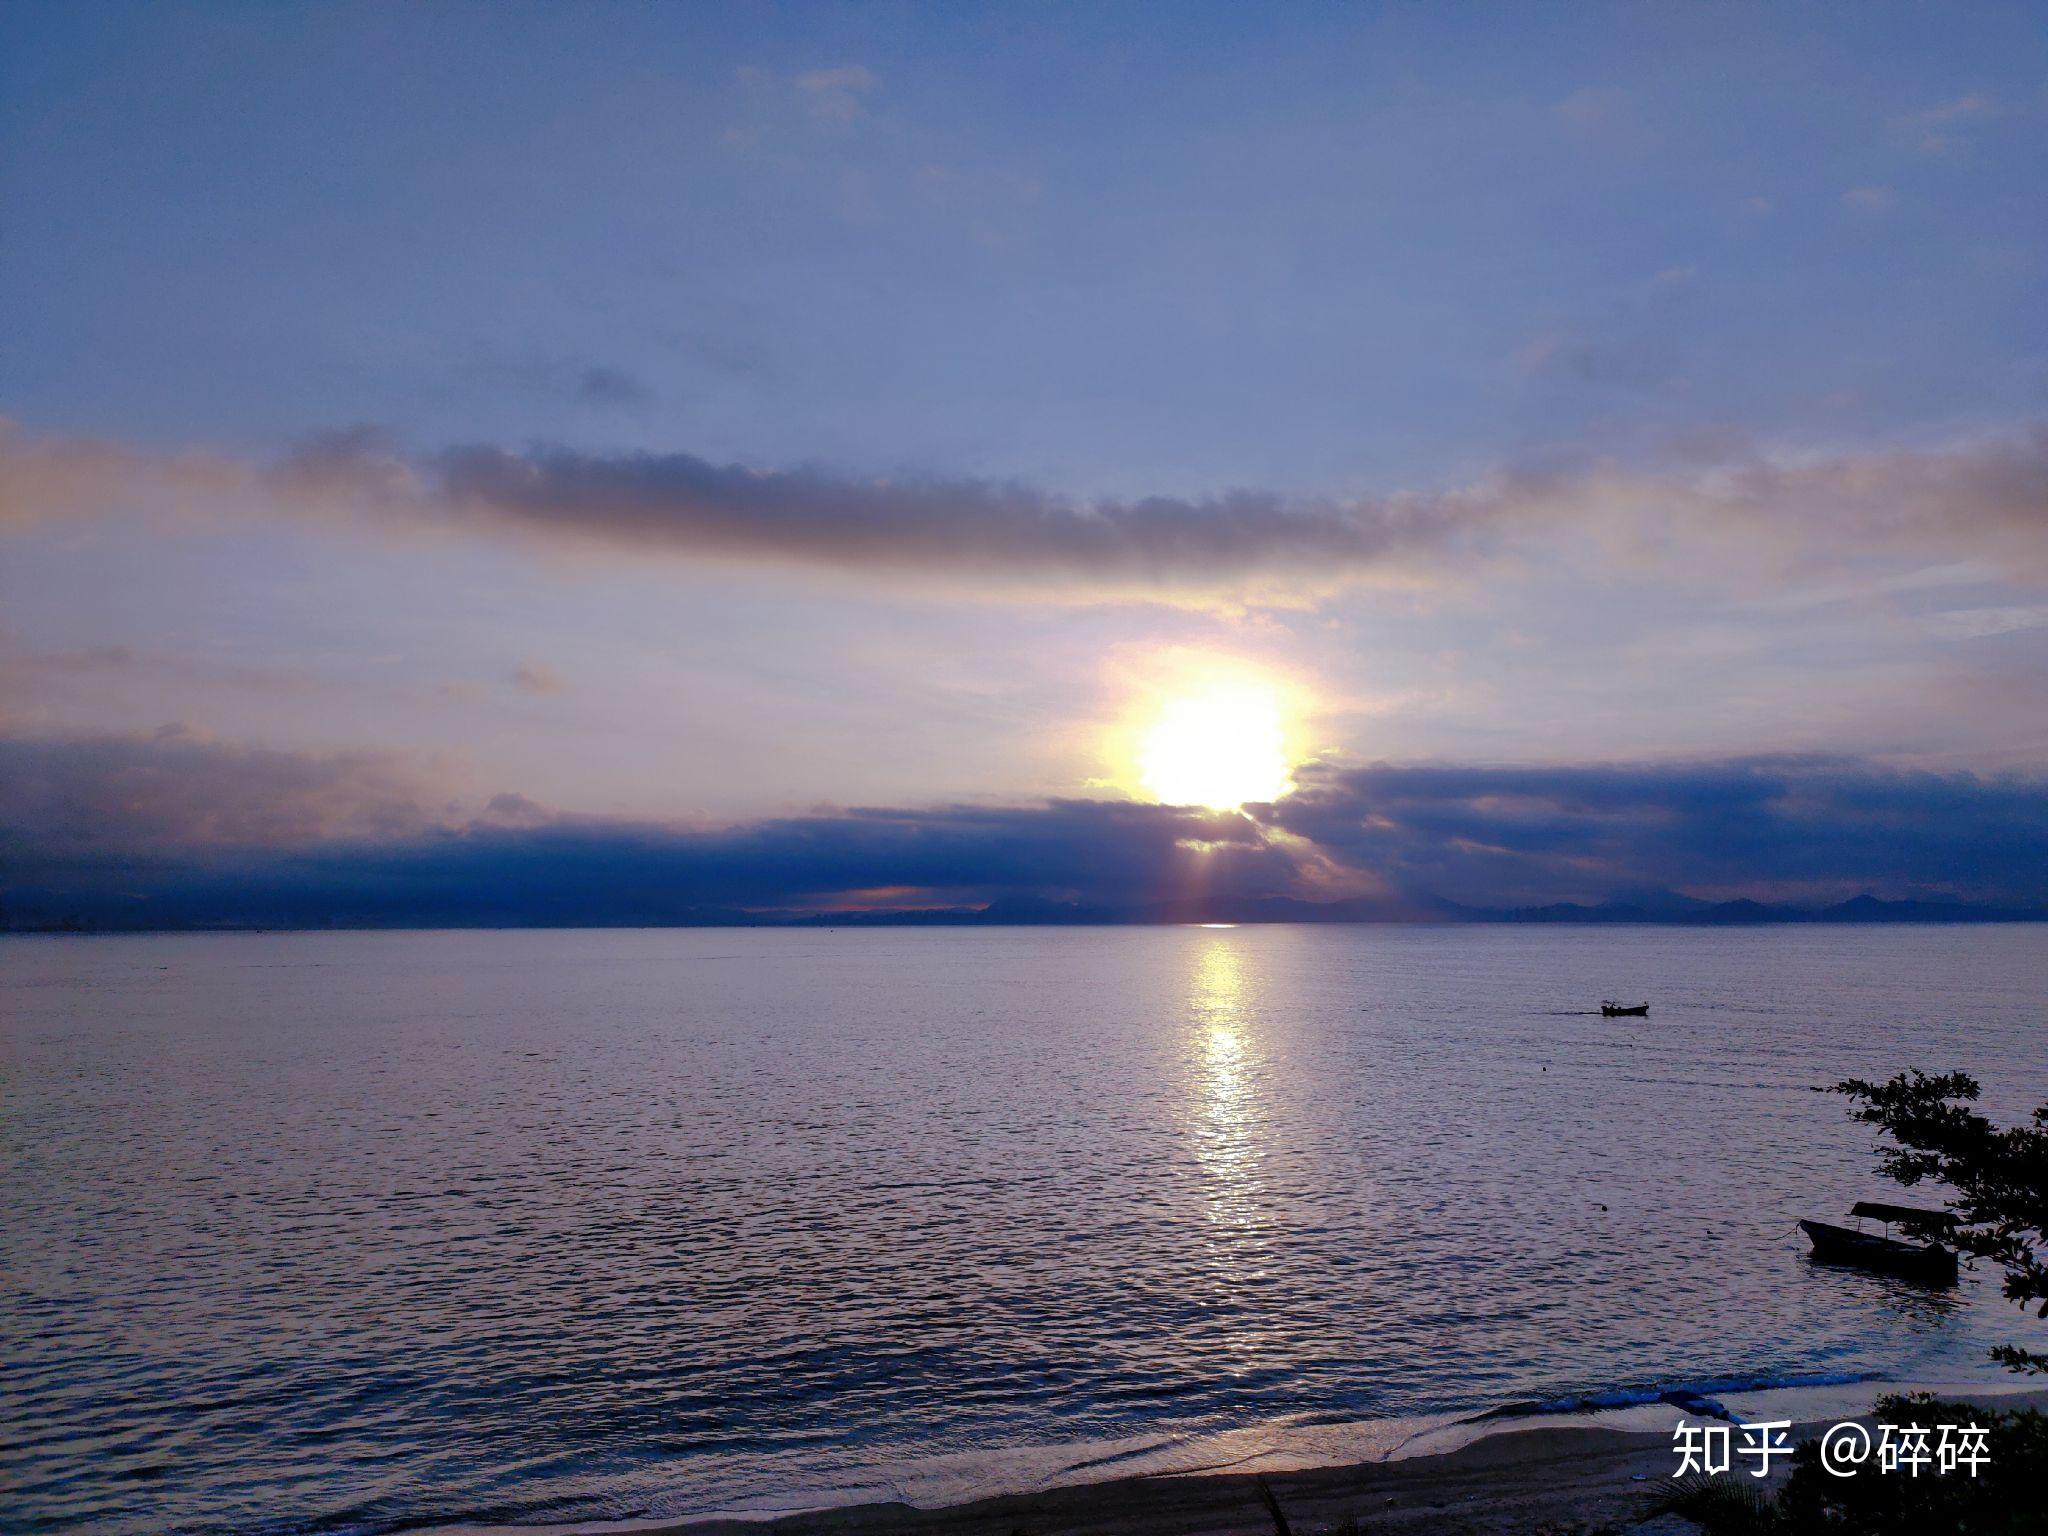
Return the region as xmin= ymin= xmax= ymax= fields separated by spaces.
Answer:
xmin=1138 ymin=681 xmax=1293 ymax=809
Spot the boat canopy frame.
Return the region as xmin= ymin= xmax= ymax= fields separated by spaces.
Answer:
xmin=1849 ymin=1201 xmax=1960 ymax=1231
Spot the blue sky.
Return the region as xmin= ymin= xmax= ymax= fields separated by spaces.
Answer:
xmin=3 ymin=2 xmax=2046 ymax=915
xmin=9 ymin=2 xmax=2045 ymax=488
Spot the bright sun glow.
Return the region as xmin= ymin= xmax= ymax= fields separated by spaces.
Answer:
xmin=1138 ymin=681 xmax=1293 ymax=809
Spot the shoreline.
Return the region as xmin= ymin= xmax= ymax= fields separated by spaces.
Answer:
xmin=433 ymin=1378 xmax=2048 ymax=1536
xmin=10 ymin=910 xmax=2048 ymax=936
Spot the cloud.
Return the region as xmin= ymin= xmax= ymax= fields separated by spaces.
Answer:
xmin=1841 ymin=185 xmax=1900 ymax=213
xmin=1918 ymin=605 xmax=2048 ymax=640
xmin=462 ymin=355 xmax=658 ymax=409
xmin=1900 ymin=94 xmax=1998 ymax=128
xmin=0 ymin=726 xmax=1297 ymax=926
xmin=1517 ymin=325 xmax=1682 ymax=398
xmin=427 ymin=427 xmax=2048 ymax=585
xmin=1267 ymin=756 xmax=2048 ymax=908
xmin=510 ymin=660 xmax=566 ymax=695
xmin=793 ymin=64 xmax=878 ymax=124
xmin=0 ymin=643 xmax=140 ymax=676
xmin=0 ymin=419 xmax=244 ymax=530
xmin=0 ymin=726 xmax=451 ymax=868
xmin=425 ymin=443 xmax=1505 ymax=585
xmin=1686 ymin=428 xmax=2047 ymax=570
xmin=1516 ymin=266 xmax=1699 ymax=397
xmin=6 ymin=416 xmax=2047 ymax=592
xmin=576 ymin=366 xmax=654 ymax=407
xmin=4 ymin=729 xmax=2045 ymax=927
xmin=1894 ymin=94 xmax=1999 ymax=154
xmin=1554 ymin=87 xmax=1625 ymax=129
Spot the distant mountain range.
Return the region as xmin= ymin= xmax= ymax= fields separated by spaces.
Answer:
xmin=8 ymin=890 xmax=2043 ymax=933
xmin=782 ymin=891 xmax=2046 ymax=928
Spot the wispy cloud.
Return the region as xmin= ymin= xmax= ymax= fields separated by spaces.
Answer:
xmin=733 ymin=62 xmax=879 ymax=128
xmin=793 ymin=64 xmax=878 ymax=124
xmin=1893 ymin=93 xmax=2000 ymax=154
xmin=1919 ymin=605 xmax=2048 ymax=640
xmin=1841 ymin=185 xmax=1900 ymax=213
xmin=1901 ymin=93 xmax=1999 ymax=127
xmin=1554 ymin=86 xmax=1625 ymax=129
xmin=575 ymin=366 xmax=654 ymax=408
xmin=1516 ymin=266 xmax=1698 ymax=398
xmin=0 ymin=419 xmax=244 ymax=530
xmin=510 ymin=660 xmax=567 ymax=695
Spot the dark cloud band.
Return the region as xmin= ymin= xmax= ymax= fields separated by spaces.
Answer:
xmin=5 ymin=729 xmax=2043 ymax=928
xmin=427 ymin=445 xmax=1486 ymax=581
xmin=8 ymin=417 xmax=2045 ymax=588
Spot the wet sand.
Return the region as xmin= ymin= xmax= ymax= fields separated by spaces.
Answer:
xmin=629 ymin=1383 xmax=2048 ymax=1536
xmin=647 ymin=1423 xmax=1681 ymax=1536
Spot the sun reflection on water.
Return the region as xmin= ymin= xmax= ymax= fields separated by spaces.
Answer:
xmin=1189 ymin=936 xmax=1265 ymax=1238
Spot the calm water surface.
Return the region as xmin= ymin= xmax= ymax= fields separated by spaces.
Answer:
xmin=3 ymin=925 xmax=2044 ymax=1534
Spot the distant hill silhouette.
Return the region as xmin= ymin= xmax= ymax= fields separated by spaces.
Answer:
xmin=787 ymin=891 xmax=2045 ymax=928
xmin=7 ymin=889 xmax=2041 ymax=933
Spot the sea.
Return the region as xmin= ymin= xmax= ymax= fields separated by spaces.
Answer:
xmin=3 ymin=924 xmax=2044 ymax=1534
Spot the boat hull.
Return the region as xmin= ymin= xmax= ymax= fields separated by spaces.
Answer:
xmin=1799 ymin=1218 xmax=1958 ymax=1284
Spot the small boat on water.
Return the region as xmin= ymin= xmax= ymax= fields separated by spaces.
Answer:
xmin=1600 ymin=1000 xmax=1649 ymax=1017
xmin=1799 ymin=1201 xmax=1960 ymax=1285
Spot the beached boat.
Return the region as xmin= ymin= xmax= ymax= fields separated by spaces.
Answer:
xmin=1799 ymin=1202 xmax=1960 ymax=1284
xmin=1600 ymin=1000 xmax=1649 ymax=1017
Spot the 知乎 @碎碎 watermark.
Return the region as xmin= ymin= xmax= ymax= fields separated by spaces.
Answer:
xmin=1672 ymin=1417 xmax=1989 ymax=1478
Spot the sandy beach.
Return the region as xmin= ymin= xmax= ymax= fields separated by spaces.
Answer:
xmin=645 ymin=1424 xmax=1687 ymax=1536
xmin=620 ymin=1383 xmax=2048 ymax=1536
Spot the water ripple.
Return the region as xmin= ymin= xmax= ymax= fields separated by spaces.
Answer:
xmin=3 ymin=924 xmax=2043 ymax=1534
